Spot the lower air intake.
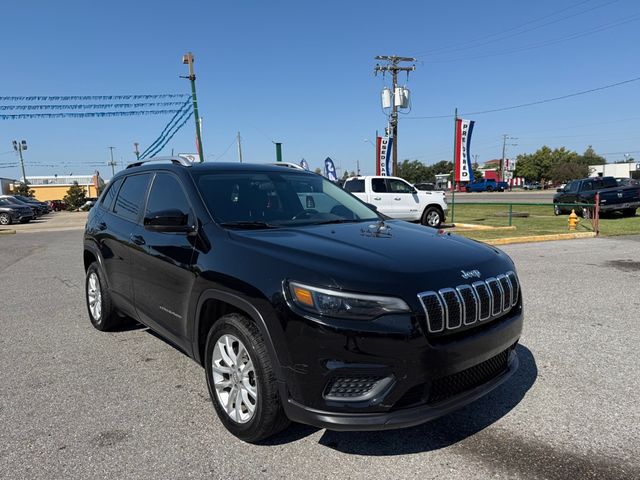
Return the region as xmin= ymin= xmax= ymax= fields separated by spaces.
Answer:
xmin=324 ymin=375 xmax=386 ymax=401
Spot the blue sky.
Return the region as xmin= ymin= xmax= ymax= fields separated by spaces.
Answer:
xmin=0 ymin=0 xmax=638 ymax=179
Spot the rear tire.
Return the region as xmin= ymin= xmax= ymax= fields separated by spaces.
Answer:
xmin=622 ymin=208 xmax=636 ymax=217
xmin=421 ymin=206 xmax=443 ymax=228
xmin=486 ymin=186 xmax=494 ymax=192
xmin=0 ymin=213 xmax=12 ymax=225
xmin=204 ymin=314 xmax=289 ymax=443
xmin=85 ymin=262 xmax=125 ymax=331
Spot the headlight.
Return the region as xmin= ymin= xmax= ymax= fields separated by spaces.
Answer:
xmin=288 ymin=281 xmax=410 ymax=320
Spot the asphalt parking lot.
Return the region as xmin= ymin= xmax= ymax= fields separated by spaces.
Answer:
xmin=1 ymin=230 xmax=639 ymax=479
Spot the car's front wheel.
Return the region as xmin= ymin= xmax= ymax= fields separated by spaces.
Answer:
xmin=204 ymin=314 xmax=289 ymax=442
xmin=0 ymin=213 xmax=12 ymax=225
xmin=85 ymin=262 xmax=125 ymax=331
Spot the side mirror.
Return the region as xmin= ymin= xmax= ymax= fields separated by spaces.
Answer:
xmin=144 ymin=209 xmax=194 ymax=233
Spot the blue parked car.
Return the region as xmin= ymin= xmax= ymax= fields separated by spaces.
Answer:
xmin=465 ymin=179 xmax=509 ymax=192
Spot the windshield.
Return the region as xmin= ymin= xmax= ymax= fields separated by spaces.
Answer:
xmin=194 ymin=171 xmax=379 ymax=227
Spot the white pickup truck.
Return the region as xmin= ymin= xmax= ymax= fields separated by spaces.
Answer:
xmin=343 ymin=176 xmax=447 ymax=227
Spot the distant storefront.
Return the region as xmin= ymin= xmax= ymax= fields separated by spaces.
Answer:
xmin=589 ymin=162 xmax=638 ymax=179
xmin=16 ymin=173 xmax=104 ymax=201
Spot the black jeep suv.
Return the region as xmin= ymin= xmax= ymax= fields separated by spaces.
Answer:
xmin=83 ymin=157 xmax=523 ymax=442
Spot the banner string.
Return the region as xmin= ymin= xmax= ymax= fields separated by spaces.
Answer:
xmin=0 ymin=94 xmax=189 ymax=101
xmin=0 ymin=102 xmax=187 ymax=111
xmin=0 ymin=110 xmax=184 ymax=120
xmin=147 ymin=110 xmax=195 ymax=159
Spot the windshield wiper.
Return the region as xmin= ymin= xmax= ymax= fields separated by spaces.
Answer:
xmin=219 ymin=221 xmax=279 ymax=229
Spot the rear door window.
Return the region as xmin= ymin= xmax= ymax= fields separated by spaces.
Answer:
xmin=113 ymin=174 xmax=151 ymax=222
xmin=371 ymin=178 xmax=388 ymax=193
xmin=101 ymin=177 xmax=123 ymax=211
xmin=388 ymin=179 xmax=414 ymax=193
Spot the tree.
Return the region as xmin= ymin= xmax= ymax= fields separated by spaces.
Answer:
xmin=514 ymin=146 xmax=579 ymax=182
xmin=342 ymin=170 xmax=350 ymax=180
xmin=314 ymin=167 xmax=322 ymax=175
xmin=350 ymin=170 xmax=357 ymax=177
xmin=579 ymin=145 xmax=606 ymax=166
xmin=13 ymin=182 xmax=35 ymax=197
xmin=63 ymin=181 xmax=87 ymax=211
xmin=397 ymin=159 xmax=433 ymax=184
xmin=549 ymin=162 xmax=589 ymax=184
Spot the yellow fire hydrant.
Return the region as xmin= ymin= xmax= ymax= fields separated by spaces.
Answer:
xmin=568 ymin=209 xmax=579 ymax=231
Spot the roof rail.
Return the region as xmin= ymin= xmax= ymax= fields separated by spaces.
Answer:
xmin=126 ymin=155 xmax=193 ymax=169
xmin=267 ymin=162 xmax=305 ymax=170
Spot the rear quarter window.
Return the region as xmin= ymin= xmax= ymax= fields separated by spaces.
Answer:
xmin=100 ymin=178 xmax=123 ymax=211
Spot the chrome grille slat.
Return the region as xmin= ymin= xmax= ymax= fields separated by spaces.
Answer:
xmin=440 ymin=288 xmax=462 ymax=329
xmin=456 ymin=285 xmax=477 ymax=326
xmin=418 ymin=271 xmax=520 ymax=334
xmin=486 ymin=277 xmax=503 ymax=317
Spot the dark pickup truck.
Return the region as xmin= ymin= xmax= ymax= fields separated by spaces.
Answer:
xmin=553 ymin=176 xmax=640 ymax=216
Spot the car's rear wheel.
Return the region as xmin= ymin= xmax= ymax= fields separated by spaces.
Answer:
xmin=421 ymin=206 xmax=443 ymax=228
xmin=204 ymin=314 xmax=289 ymax=443
xmin=85 ymin=262 xmax=124 ymax=331
xmin=0 ymin=213 xmax=12 ymax=225
xmin=622 ymin=208 xmax=637 ymax=217
xmin=486 ymin=186 xmax=494 ymax=192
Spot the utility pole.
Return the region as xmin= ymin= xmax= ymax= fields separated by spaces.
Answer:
xmin=182 ymin=52 xmax=204 ymax=162
xmin=133 ymin=142 xmax=140 ymax=160
xmin=500 ymin=134 xmax=518 ymax=181
xmin=12 ymin=140 xmax=28 ymax=183
xmin=374 ymin=55 xmax=416 ymax=176
xmin=236 ymin=131 xmax=243 ymax=163
xmin=356 ymin=159 xmax=360 ymax=176
xmin=108 ymin=146 xmax=117 ymax=176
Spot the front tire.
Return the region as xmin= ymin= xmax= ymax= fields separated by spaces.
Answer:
xmin=85 ymin=262 xmax=124 ymax=331
xmin=204 ymin=314 xmax=289 ymax=443
xmin=421 ymin=206 xmax=443 ymax=228
xmin=0 ymin=213 xmax=12 ymax=225
xmin=553 ymin=204 xmax=562 ymax=216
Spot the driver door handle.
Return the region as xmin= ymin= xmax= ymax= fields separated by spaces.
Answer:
xmin=373 ymin=197 xmax=382 ymax=201
xmin=130 ymin=234 xmax=146 ymax=246
xmin=394 ymin=197 xmax=402 ymax=201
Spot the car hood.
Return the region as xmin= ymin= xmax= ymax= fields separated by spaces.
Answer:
xmin=224 ymin=220 xmax=514 ymax=298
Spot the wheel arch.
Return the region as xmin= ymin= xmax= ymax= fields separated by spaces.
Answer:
xmin=194 ymin=289 xmax=284 ymax=381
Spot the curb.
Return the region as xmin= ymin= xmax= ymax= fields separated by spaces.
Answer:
xmin=484 ymin=231 xmax=596 ymax=246
xmin=453 ymin=223 xmax=517 ymax=231
xmin=0 ymin=228 xmax=17 ymax=235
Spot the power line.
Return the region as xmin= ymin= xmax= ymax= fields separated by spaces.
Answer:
xmin=211 ymin=137 xmax=239 ymax=161
xmin=406 ymin=75 xmax=640 ymax=119
xmin=413 ymin=0 xmax=614 ymax=58
xmin=424 ymin=13 xmax=640 ymax=64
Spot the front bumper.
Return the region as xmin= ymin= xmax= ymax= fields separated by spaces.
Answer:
xmin=282 ymin=349 xmax=518 ymax=431
xmin=276 ymin=299 xmax=523 ymax=430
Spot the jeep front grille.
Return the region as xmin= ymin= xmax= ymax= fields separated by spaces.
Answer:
xmin=417 ymin=271 xmax=519 ymax=334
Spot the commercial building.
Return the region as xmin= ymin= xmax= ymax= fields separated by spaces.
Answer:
xmin=589 ymin=162 xmax=639 ymax=179
xmin=17 ymin=173 xmax=104 ymax=201
xmin=1 ymin=177 xmax=17 ymax=195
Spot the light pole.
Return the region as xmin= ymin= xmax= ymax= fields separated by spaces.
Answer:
xmin=12 ymin=140 xmax=28 ymax=183
xmin=182 ymin=52 xmax=204 ymax=162
xmin=133 ymin=142 xmax=140 ymax=160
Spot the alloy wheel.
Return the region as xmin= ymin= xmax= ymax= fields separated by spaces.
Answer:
xmin=212 ymin=334 xmax=257 ymax=424
xmin=87 ymin=272 xmax=102 ymax=321
xmin=426 ymin=211 xmax=441 ymax=227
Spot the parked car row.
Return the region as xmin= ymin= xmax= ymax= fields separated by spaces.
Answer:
xmin=0 ymin=194 xmax=52 ymax=225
